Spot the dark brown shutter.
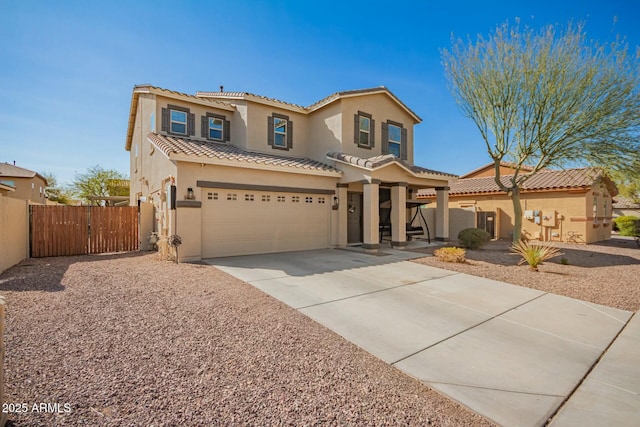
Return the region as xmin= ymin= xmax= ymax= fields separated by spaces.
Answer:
xmin=201 ymin=116 xmax=208 ymax=138
xmin=381 ymin=122 xmax=389 ymax=154
xmin=370 ymin=118 xmax=375 ymax=148
xmin=267 ymin=116 xmax=274 ymax=146
xmin=354 ymin=114 xmax=359 ymax=145
xmin=287 ymin=120 xmax=293 ymax=149
xmin=188 ymin=113 xmax=196 ymax=136
xmin=401 ymin=127 xmax=408 ymax=160
xmin=161 ymin=108 xmax=169 ymax=132
xmin=224 ymin=120 xmax=230 ymax=141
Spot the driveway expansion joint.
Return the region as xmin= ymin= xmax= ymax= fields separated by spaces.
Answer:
xmin=390 ymin=292 xmax=549 ymax=365
xmin=295 ymin=273 xmax=460 ymax=310
xmin=423 ymin=381 xmax=565 ymax=398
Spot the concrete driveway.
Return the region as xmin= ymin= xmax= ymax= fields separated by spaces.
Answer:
xmin=206 ymin=248 xmax=638 ymax=427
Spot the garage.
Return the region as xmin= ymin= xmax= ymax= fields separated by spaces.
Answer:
xmin=201 ymin=188 xmax=332 ymax=258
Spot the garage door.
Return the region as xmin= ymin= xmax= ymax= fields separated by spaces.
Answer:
xmin=201 ymin=188 xmax=331 ymax=258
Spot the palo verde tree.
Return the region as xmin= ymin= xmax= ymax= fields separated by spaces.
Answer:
xmin=442 ymin=20 xmax=640 ymax=241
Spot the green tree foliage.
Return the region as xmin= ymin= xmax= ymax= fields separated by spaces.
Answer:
xmin=70 ymin=165 xmax=129 ymax=206
xmin=442 ymin=20 xmax=640 ymax=241
xmin=41 ymin=172 xmax=73 ymax=205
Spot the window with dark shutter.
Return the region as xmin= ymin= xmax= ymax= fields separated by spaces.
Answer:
xmin=401 ymin=127 xmax=408 ymax=160
xmin=354 ymin=111 xmax=374 ymax=149
xmin=384 ymin=120 xmax=404 ymax=158
xmin=268 ymin=113 xmax=291 ymax=151
xmin=165 ymin=104 xmax=192 ymax=136
xmin=202 ymin=113 xmax=227 ymax=141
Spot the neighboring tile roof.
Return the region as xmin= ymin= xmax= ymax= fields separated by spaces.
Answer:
xmin=419 ymin=167 xmax=614 ymax=197
xmin=613 ymin=196 xmax=640 ymax=209
xmin=326 ymin=152 xmax=457 ymax=177
xmin=460 ymin=161 xmax=537 ymax=178
xmin=0 ymin=162 xmax=38 ymax=178
xmin=148 ymin=133 xmax=340 ymax=173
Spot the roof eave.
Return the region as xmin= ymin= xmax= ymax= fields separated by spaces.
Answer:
xmin=170 ymin=153 xmax=342 ymax=177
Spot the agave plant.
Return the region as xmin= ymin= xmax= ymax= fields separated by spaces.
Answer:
xmin=511 ymin=241 xmax=563 ymax=272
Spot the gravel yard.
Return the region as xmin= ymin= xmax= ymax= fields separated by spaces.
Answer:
xmin=0 ymin=253 xmax=491 ymax=426
xmin=412 ymin=236 xmax=640 ymax=312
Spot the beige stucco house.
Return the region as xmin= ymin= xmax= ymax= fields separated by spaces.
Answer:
xmin=612 ymin=196 xmax=640 ymax=219
xmin=125 ymin=85 xmax=454 ymax=261
xmin=0 ymin=162 xmax=48 ymax=205
xmin=419 ymin=163 xmax=617 ymax=244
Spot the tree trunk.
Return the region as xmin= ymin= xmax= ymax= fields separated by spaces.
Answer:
xmin=510 ymin=187 xmax=523 ymax=243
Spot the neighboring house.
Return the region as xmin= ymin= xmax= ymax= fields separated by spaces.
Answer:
xmin=418 ymin=163 xmax=617 ymax=244
xmin=612 ymin=196 xmax=640 ymax=218
xmin=125 ymin=85 xmax=455 ymax=260
xmin=0 ymin=162 xmax=48 ymax=205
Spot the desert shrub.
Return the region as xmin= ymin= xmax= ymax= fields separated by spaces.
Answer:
xmin=511 ymin=241 xmax=563 ymax=272
xmin=434 ymin=247 xmax=466 ymax=263
xmin=614 ymin=216 xmax=640 ymax=236
xmin=458 ymin=228 xmax=491 ymax=249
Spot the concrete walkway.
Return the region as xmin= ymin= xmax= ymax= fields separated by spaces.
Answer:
xmin=206 ymin=248 xmax=638 ymax=426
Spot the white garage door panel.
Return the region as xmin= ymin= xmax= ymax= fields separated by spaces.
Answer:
xmin=202 ymin=189 xmax=331 ymax=258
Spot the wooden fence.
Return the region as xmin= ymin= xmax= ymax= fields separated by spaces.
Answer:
xmin=30 ymin=206 xmax=139 ymax=257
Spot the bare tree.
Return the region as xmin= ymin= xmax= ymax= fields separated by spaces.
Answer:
xmin=442 ymin=20 xmax=640 ymax=241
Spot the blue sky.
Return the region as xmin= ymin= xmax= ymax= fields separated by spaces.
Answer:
xmin=1 ymin=0 xmax=639 ymax=185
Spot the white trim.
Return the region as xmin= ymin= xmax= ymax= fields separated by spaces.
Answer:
xmin=170 ymin=109 xmax=187 ymax=135
xmin=208 ymin=116 xmax=224 ymax=141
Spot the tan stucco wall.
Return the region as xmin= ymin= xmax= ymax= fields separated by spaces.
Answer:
xmin=339 ymin=93 xmax=416 ymax=164
xmin=2 ymin=176 xmax=47 ymax=204
xmin=308 ymin=101 xmax=343 ymax=162
xmin=243 ymin=102 xmax=309 ymax=157
xmin=0 ymin=194 xmax=28 ymax=274
xmin=425 ymin=187 xmax=613 ymax=244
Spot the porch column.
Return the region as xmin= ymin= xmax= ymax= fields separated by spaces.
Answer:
xmin=336 ymin=184 xmax=349 ymax=247
xmin=391 ymin=182 xmax=407 ymax=248
xmin=435 ymin=186 xmax=450 ymax=241
xmin=362 ymin=179 xmax=380 ymax=250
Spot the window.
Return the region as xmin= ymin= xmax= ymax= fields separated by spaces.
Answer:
xmin=274 ymin=117 xmax=287 ymax=147
xmin=318 ymin=197 xmax=326 ymax=204
xmin=388 ymin=124 xmax=401 ymax=157
xmin=268 ymin=113 xmax=292 ymax=150
xmin=305 ymin=196 xmax=313 ymax=203
xmin=277 ymin=196 xmax=286 ymax=202
xmin=593 ymin=194 xmax=599 ymax=223
xmin=382 ymin=120 xmax=407 ymax=160
xmin=170 ymin=110 xmax=187 ymax=135
xmin=162 ymin=105 xmax=194 ymax=136
xmin=261 ymin=195 xmax=271 ymax=202
xmin=227 ymin=193 xmax=237 ymax=201
xmin=202 ymin=113 xmax=229 ymax=141
xmin=292 ymin=196 xmax=300 ymax=203
xmin=354 ymin=111 xmax=374 ymax=148
xmin=245 ymin=194 xmax=255 ymax=201
xmin=207 ymin=192 xmax=218 ymax=200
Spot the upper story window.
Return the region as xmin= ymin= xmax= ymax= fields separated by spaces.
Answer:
xmin=354 ymin=111 xmax=374 ymax=149
xmin=381 ymin=120 xmax=407 ymax=160
xmin=268 ymin=113 xmax=293 ymax=151
xmin=162 ymin=105 xmax=195 ymax=136
xmin=201 ymin=113 xmax=230 ymax=142
xmin=170 ymin=110 xmax=187 ymax=134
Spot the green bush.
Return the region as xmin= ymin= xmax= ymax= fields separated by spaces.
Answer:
xmin=457 ymin=228 xmax=491 ymax=249
xmin=614 ymin=216 xmax=640 ymax=236
xmin=511 ymin=241 xmax=563 ymax=272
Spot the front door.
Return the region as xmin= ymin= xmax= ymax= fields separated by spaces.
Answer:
xmin=477 ymin=211 xmax=496 ymax=239
xmin=347 ymin=192 xmax=363 ymax=244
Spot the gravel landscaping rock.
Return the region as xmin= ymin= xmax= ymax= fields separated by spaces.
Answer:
xmin=0 ymin=253 xmax=492 ymax=426
xmin=412 ymin=236 xmax=640 ymax=312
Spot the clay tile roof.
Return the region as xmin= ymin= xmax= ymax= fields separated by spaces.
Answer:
xmin=0 ymin=162 xmax=48 ymax=185
xmin=195 ymin=91 xmax=306 ymax=110
xmin=419 ymin=167 xmax=613 ymax=197
xmin=148 ymin=133 xmax=339 ymax=173
xmin=326 ymin=152 xmax=456 ymax=177
xmin=613 ymin=195 xmax=640 ymax=209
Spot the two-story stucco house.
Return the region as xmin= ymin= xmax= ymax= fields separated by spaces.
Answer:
xmin=0 ymin=162 xmax=48 ymax=205
xmin=125 ymin=85 xmax=454 ymax=261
